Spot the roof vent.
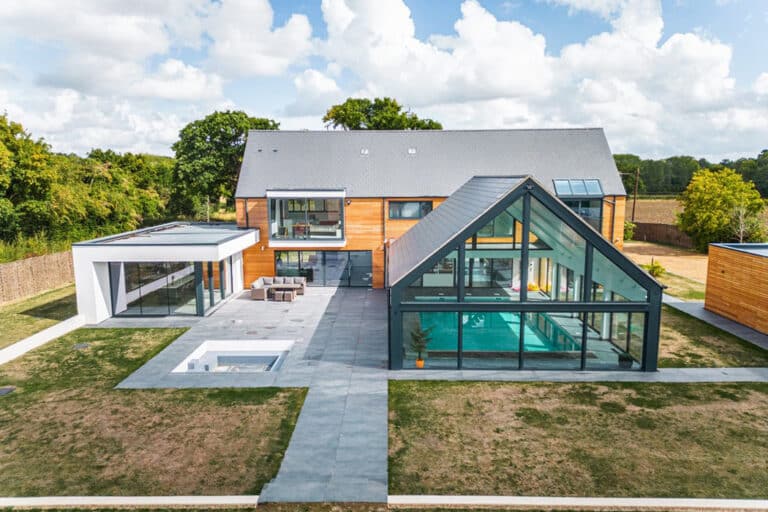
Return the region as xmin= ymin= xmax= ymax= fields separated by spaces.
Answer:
xmin=272 ymin=148 xmax=278 ymax=153
xmin=257 ymin=149 xmax=262 ymax=152
xmin=407 ymin=147 xmax=417 ymax=155
xmin=360 ymin=148 xmax=369 ymax=156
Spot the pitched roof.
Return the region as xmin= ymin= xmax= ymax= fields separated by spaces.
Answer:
xmin=236 ymin=129 xmax=625 ymax=198
xmin=387 ymin=176 xmax=525 ymax=287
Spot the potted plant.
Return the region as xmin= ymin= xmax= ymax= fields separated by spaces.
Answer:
xmin=618 ymin=352 xmax=634 ymax=369
xmin=410 ymin=325 xmax=433 ymax=369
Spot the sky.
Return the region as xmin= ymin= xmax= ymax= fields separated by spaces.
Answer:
xmin=0 ymin=0 xmax=766 ymax=161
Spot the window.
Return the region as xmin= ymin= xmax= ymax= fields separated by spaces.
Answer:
xmin=553 ymin=179 xmax=603 ymax=197
xmin=553 ymin=180 xmax=604 ymax=231
xmin=268 ymin=197 xmax=344 ymax=241
xmin=389 ymin=201 xmax=433 ymax=219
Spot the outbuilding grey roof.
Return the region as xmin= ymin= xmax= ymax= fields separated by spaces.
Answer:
xmin=236 ymin=129 xmax=625 ymax=198
xmin=387 ymin=176 xmax=525 ymax=287
xmin=73 ymin=222 xmax=253 ymax=246
xmin=711 ymin=243 xmax=768 ymax=258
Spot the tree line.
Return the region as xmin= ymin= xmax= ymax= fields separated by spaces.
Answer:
xmin=1 ymin=96 xmax=766 ymax=260
xmin=615 ymin=151 xmax=768 ymax=197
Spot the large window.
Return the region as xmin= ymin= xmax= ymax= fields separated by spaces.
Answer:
xmin=269 ymin=197 xmax=344 ymax=241
xmin=389 ymin=201 xmax=433 ymax=219
xmin=275 ymin=250 xmax=372 ymax=287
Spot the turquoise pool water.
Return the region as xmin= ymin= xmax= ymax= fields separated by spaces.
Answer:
xmin=419 ymin=312 xmax=580 ymax=352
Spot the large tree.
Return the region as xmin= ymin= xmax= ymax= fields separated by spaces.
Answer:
xmin=677 ymin=168 xmax=766 ymax=251
xmin=171 ymin=111 xmax=279 ymax=214
xmin=322 ymin=97 xmax=442 ymax=130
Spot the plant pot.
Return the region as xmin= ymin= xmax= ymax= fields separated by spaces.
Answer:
xmin=415 ymin=359 xmax=425 ymax=369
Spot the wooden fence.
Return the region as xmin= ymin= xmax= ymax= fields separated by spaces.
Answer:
xmin=0 ymin=251 xmax=74 ymax=305
xmin=632 ymin=223 xmax=695 ymax=249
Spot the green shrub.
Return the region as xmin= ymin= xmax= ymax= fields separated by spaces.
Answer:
xmin=624 ymin=220 xmax=636 ymax=241
xmin=642 ymin=259 xmax=666 ymax=277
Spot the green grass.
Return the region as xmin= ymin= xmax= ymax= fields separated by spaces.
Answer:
xmin=656 ymin=272 xmax=706 ymax=300
xmin=389 ymin=381 xmax=768 ymax=499
xmin=0 ymin=284 xmax=77 ymax=349
xmin=658 ymin=305 xmax=768 ymax=368
xmin=0 ymin=327 xmax=306 ymax=496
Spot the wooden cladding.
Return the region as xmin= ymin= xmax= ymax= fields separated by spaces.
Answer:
xmin=705 ymin=245 xmax=768 ymax=334
xmin=235 ymin=194 xmax=626 ymax=290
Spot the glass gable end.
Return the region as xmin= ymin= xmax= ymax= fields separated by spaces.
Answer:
xmin=390 ymin=179 xmax=661 ymax=372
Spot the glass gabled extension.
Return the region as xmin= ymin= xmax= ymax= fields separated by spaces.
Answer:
xmin=387 ymin=176 xmax=663 ymax=371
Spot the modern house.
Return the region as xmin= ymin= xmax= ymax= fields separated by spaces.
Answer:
xmin=706 ymin=243 xmax=768 ymax=334
xmin=73 ymin=128 xmax=662 ymax=371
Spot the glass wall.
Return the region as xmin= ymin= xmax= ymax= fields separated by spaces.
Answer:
xmin=402 ymin=312 xmax=458 ymax=369
xmin=275 ymin=250 xmax=372 ymax=287
xmin=403 ymin=250 xmax=457 ymax=301
xmin=110 ymin=258 xmax=234 ymax=317
xmin=269 ymin=198 xmax=344 ymax=241
xmin=391 ymin=188 xmax=658 ymax=371
xmin=110 ymin=262 xmax=196 ymax=316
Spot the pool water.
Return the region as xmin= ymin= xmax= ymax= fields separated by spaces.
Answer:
xmin=421 ymin=312 xmax=581 ymax=353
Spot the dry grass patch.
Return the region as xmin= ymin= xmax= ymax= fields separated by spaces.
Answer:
xmin=389 ymin=381 xmax=768 ymax=498
xmin=658 ymin=305 xmax=768 ymax=367
xmin=0 ymin=328 xmax=306 ymax=496
xmin=655 ymin=273 xmax=705 ymax=301
xmin=0 ymin=284 xmax=77 ymax=349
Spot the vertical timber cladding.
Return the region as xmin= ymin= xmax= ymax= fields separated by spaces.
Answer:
xmin=705 ymin=245 xmax=768 ymax=334
xmin=237 ymin=197 xmax=388 ymax=288
xmin=601 ymin=195 xmax=626 ymax=249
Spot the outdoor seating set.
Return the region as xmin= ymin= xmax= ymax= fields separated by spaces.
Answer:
xmin=250 ymin=276 xmax=306 ymax=302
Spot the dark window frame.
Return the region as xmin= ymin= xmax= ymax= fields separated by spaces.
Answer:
xmin=388 ymin=200 xmax=433 ymax=220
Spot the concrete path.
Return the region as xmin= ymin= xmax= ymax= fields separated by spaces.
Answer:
xmin=259 ymin=288 xmax=389 ymax=502
xmin=663 ymin=295 xmax=768 ymax=351
xmin=0 ymin=314 xmax=85 ymax=366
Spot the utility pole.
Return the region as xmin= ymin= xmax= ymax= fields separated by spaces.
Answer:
xmin=631 ymin=166 xmax=639 ymax=222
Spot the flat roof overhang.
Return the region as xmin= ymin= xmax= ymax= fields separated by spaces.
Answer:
xmin=72 ymin=222 xmax=259 ymax=262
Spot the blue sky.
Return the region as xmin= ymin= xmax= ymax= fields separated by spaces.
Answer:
xmin=0 ymin=0 xmax=766 ymax=160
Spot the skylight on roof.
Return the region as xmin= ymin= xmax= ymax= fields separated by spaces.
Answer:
xmin=553 ymin=179 xmax=603 ymax=197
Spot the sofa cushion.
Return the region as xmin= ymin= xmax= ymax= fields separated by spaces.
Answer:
xmin=291 ymin=277 xmax=303 ymax=284
xmin=251 ymin=278 xmax=263 ymax=288
xmin=262 ymin=277 xmax=274 ymax=285
xmin=273 ymin=276 xmax=285 ymax=284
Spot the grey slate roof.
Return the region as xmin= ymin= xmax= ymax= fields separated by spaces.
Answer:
xmin=236 ymin=129 xmax=625 ymax=198
xmin=387 ymin=176 xmax=525 ymax=287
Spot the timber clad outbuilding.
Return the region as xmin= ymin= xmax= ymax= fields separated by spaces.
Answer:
xmin=706 ymin=243 xmax=768 ymax=334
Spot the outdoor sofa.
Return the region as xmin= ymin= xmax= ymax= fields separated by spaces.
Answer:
xmin=250 ymin=276 xmax=306 ymax=300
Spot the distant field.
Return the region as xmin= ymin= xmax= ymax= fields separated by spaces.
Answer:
xmin=626 ymin=197 xmax=768 ymax=225
xmin=625 ymin=198 xmax=680 ymax=224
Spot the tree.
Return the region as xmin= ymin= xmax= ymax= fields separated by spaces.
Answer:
xmin=613 ymin=154 xmax=645 ymax=195
xmin=171 ymin=111 xmax=279 ymax=214
xmin=322 ymin=97 xmax=442 ymax=130
xmin=677 ymin=168 xmax=766 ymax=251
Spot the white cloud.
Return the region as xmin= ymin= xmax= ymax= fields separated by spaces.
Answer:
xmin=320 ymin=0 xmax=553 ymax=105
xmin=284 ymin=69 xmax=344 ymax=116
xmin=205 ymin=0 xmax=313 ymax=78
xmin=753 ymin=72 xmax=768 ymax=95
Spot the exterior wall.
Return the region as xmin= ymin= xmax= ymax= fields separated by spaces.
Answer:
xmin=237 ymin=195 xmax=624 ymax=289
xmin=239 ymin=197 xmax=388 ymax=288
xmin=603 ymin=195 xmax=626 ymax=249
xmin=705 ymin=245 xmax=768 ymax=334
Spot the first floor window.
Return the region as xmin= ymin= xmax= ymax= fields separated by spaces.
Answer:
xmin=389 ymin=201 xmax=433 ymax=219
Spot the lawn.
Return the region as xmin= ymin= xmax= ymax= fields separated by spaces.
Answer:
xmin=0 ymin=284 xmax=77 ymax=349
xmin=655 ymin=272 xmax=705 ymax=300
xmin=0 ymin=327 xmax=306 ymax=496
xmin=389 ymin=381 xmax=768 ymax=498
xmin=658 ymin=305 xmax=768 ymax=368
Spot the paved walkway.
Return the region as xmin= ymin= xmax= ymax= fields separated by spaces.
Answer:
xmin=663 ymin=295 xmax=768 ymax=351
xmin=115 ymin=288 xmax=390 ymax=503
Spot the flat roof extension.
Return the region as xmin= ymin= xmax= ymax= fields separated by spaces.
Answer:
xmin=710 ymin=243 xmax=768 ymax=258
xmin=74 ymin=222 xmax=254 ymax=247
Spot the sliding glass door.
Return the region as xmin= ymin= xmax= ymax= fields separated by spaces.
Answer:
xmin=274 ymin=251 xmax=372 ymax=287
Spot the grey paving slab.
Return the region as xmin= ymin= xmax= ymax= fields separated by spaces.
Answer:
xmin=663 ymin=297 xmax=768 ymax=351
